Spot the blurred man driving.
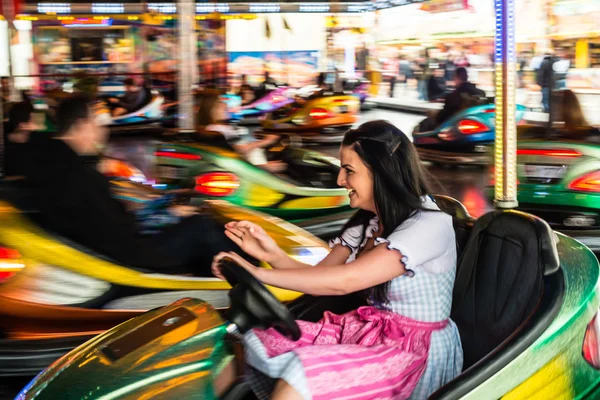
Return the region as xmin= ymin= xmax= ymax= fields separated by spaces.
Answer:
xmin=21 ymin=95 xmax=249 ymax=275
xmin=435 ymin=67 xmax=485 ymax=125
xmin=109 ymin=78 xmax=142 ymax=116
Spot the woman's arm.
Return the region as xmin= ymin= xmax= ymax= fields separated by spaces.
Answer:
xmin=269 ymin=243 xmax=352 ymax=270
xmin=253 ymin=245 xmax=406 ymax=296
xmin=223 ymin=221 xmax=351 ymax=270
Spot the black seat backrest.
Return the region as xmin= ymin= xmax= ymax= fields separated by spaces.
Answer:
xmin=432 ymin=195 xmax=474 ymax=261
xmin=451 ymin=210 xmax=559 ymax=370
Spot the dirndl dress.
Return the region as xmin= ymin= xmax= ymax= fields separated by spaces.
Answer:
xmin=244 ymin=196 xmax=463 ymax=399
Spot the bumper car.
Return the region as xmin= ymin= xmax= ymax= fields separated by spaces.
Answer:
xmin=103 ymin=88 xmax=165 ymax=135
xmin=161 ymin=94 xmax=243 ymax=129
xmin=259 ymin=93 xmax=359 ymax=144
xmin=232 ymin=86 xmax=295 ymax=125
xmin=0 ymin=181 xmax=327 ymax=376
xmin=154 ymin=131 xmax=352 ymax=239
xmin=487 ymin=124 xmax=600 ymax=252
xmin=412 ymin=103 xmax=527 ymax=166
xmin=14 ymin=196 xmax=600 ymax=399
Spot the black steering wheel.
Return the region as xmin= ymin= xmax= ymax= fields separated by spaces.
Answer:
xmin=220 ymin=258 xmax=301 ymax=341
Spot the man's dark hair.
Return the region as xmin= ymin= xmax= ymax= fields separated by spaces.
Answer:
xmin=6 ymin=101 xmax=33 ymax=134
xmin=123 ymin=78 xmax=135 ymax=86
xmin=55 ymin=94 xmax=93 ymax=136
xmin=455 ymin=67 xmax=468 ymax=82
xmin=0 ymin=76 xmax=8 ymax=81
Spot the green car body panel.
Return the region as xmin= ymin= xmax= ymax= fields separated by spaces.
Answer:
xmin=155 ymin=142 xmax=352 ymax=222
xmin=16 ymin=234 xmax=600 ymax=399
xmin=515 ymin=140 xmax=600 ymax=209
xmin=486 ymin=139 xmax=600 ymax=250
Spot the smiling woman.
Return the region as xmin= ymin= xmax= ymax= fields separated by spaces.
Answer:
xmin=213 ymin=120 xmax=463 ymax=400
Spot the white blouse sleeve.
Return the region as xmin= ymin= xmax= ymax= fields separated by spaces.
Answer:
xmin=374 ymin=210 xmax=455 ymax=274
xmin=329 ymin=224 xmax=364 ymax=252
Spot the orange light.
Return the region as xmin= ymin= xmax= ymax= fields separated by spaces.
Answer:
xmin=195 ymin=172 xmax=240 ymax=196
xmin=309 ymin=108 xmax=329 ymax=120
xmin=0 ymin=246 xmax=22 ymax=283
xmin=568 ymin=171 xmax=600 ymax=193
xmin=517 ymin=149 xmax=582 ymax=158
xmin=457 ymin=119 xmax=489 ymax=134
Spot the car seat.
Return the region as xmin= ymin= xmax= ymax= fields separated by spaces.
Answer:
xmin=451 ymin=210 xmax=560 ymax=370
xmin=432 ymin=195 xmax=474 ymax=260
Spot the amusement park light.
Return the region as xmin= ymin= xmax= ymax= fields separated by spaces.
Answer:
xmin=147 ymin=3 xmax=177 ymax=14
xmin=37 ymin=3 xmax=70 ymax=14
xmin=91 ymin=3 xmax=125 ymax=14
xmin=299 ymin=4 xmax=331 ymax=12
xmin=493 ymin=0 xmax=518 ymax=208
xmin=196 ymin=4 xmax=230 ymax=13
xmin=248 ymin=4 xmax=281 ymax=13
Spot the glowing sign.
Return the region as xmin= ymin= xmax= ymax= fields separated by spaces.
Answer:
xmin=196 ymin=3 xmax=230 ymax=13
xmin=299 ymin=4 xmax=330 ymax=12
xmin=37 ymin=3 xmax=70 ymax=14
xmin=147 ymin=3 xmax=176 ymax=14
xmin=91 ymin=3 xmax=125 ymax=14
xmin=249 ymin=4 xmax=280 ymax=12
xmin=347 ymin=4 xmax=372 ymax=12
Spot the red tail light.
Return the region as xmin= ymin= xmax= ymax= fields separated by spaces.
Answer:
xmin=195 ymin=172 xmax=240 ymax=196
xmin=457 ymin=119 xmax=489 ymax=135
xmin=0 ymin=246 xmax=22 ymax=282
xmin=517 ymin=149 xmax=582 ymax=158
xmin=155 ymin=151 xmax=202 ymax=161
xmin=309 ymin=108 xmax=330 ymax=120
xmin=484 ymin=108 xmax=495 ymax=113
xmin=583 ymin=313 xmax=600 ymax=369
xmin=568 ymin=171 xmax=600 ymax=193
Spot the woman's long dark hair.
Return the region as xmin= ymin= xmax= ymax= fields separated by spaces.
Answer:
xmin=340 ymin=120 xmax=435 ymax=305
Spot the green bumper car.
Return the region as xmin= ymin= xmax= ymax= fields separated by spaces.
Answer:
xmin=487 ymin=125 xmax=600 ymax=252
xmin=154 ymin=133 xmax=352 ymax=239
xmin=14 ymin=197 xmax=600 ymax=400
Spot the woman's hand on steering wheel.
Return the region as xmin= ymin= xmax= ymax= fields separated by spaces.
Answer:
xmin=224 ymin=220 xmax=286 ymax=265
xmin=212 ymin=251 xmax=260 ymax=281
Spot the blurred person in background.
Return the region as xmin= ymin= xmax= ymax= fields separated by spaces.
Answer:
xmin=454 ymin=51 xmax=470 ymax=68
xmin=427 ymin=67 xmax=448 ymax=101
xmin=560 ymin=89 xmax=599 ymax=139
xmin=238 ymin=74 xmax=256 ymax=105
xmin=416 ymin=49 xmax=432 ymax=101
xmin=20 ymin=94 xmax=252 ymax=275
xmin=109 ymin=77 xmax=142 ymax=116
xmin=3 ymin=101 xmax=36 ymax=177
xmin=436 ymin=67 xmax=485 ymax=125
xmin=537 ymin=48 xmax=570 ymax=113
xmin=255 ymin=70 xmax=278 ymax=99
xmin=1 ymin=76 xmax=9 ymax=104
xmin=398 ymin=55 xmax=412 ymax=95
xmin=1 ymin=76 xmax=11 ymax=118
xmin=197 ymin=94 xmax=285 ymax=172
xmin=443 ymin=54 xmax=456 ymax=84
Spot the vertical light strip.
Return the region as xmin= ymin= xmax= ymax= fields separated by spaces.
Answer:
xmin=494 ymin=0 xmax=518 ymax=208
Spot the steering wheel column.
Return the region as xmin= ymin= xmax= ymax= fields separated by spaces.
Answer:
xmin=220 ymin=259 xmax=301 ymax=340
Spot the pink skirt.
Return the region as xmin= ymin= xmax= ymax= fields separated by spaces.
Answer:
xmin=251 ymin=306 xmax=448 ymax=400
